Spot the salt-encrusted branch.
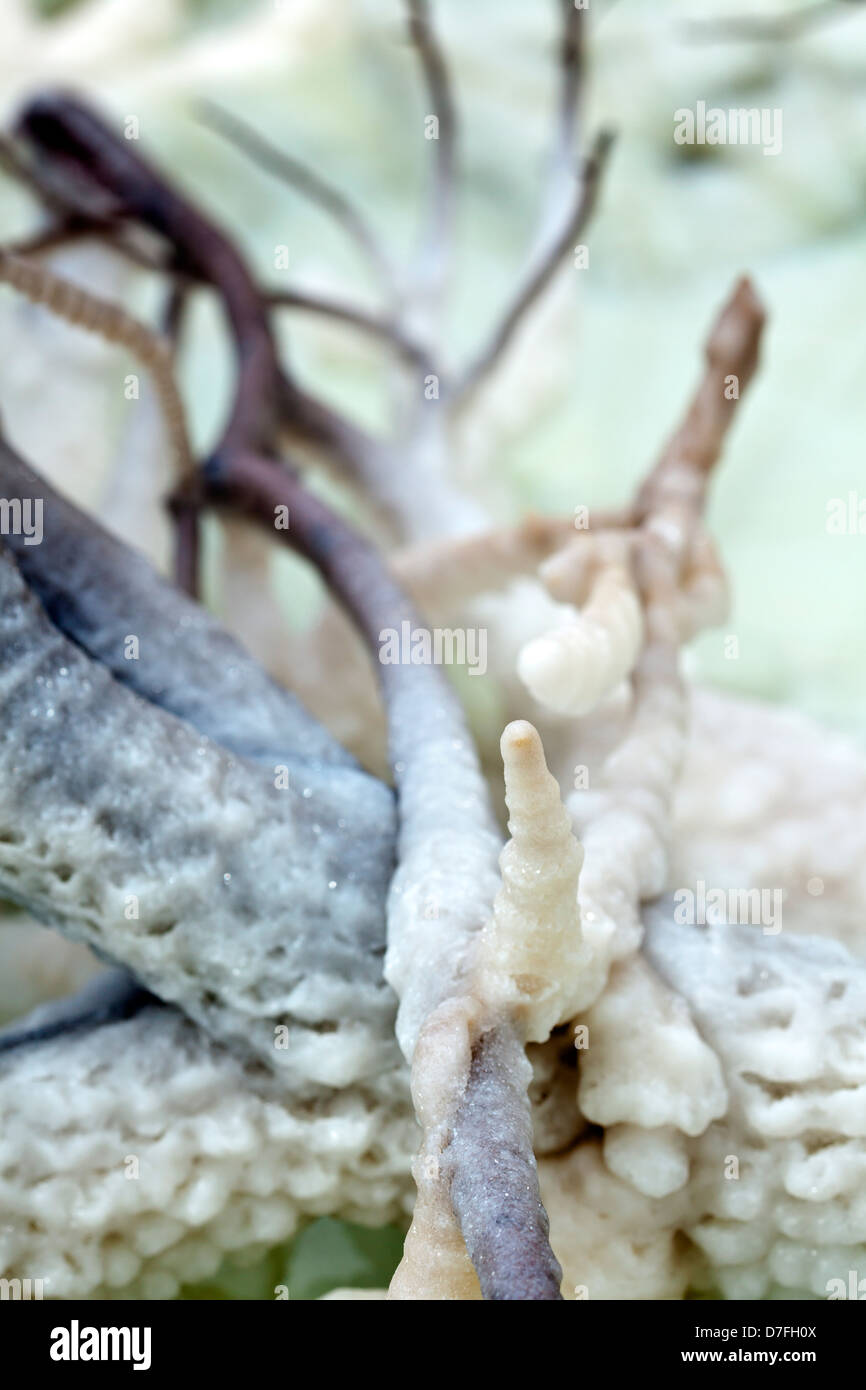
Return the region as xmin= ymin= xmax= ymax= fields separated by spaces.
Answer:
xmin=0 ymin=249 xmax=193 ymax=478
xmin=446 ymin=1024 xmax=562 ymax=1300
xmin=392 ymin=515 xmax=588 ymax=613
xmin=197 ymin=99 xmax=394 ymax=292
xmin=395 ymin=719 xmax=589 ymax=1300
xmin=0 ymin=433 xmax=354 ymax=769
xmin=634 ymin=276 xmax=765 ymax=541
xmin=514 ymin=279 xmax=764 ymax=717
xmin=455 ymin=129 xmax=615 ymax=405
xmin=479 ymin=720 xmax=591 ymax=1038
xmin=201 ymin=450 xmax=499 ymax=1016
xmin=0 ymin=538 xmax=397 ymax=1082
xmin=201 ymin=450 xmax=563 ymax=1299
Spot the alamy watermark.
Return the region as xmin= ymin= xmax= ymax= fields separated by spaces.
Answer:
xmin=50 ymin=1320 xmax=151 ymax=1370
xmin=826 ymin=492 xmax=866 ymax=534
xmin=674 ymin=101 xmax=783 ymax=157
xmin=0 ymin=497 xmax=42 ymax=545
xmin=674 ymin=880 xmax=783 ymax=935
xmin=826 ymin=1271 xmax=866 ymax=1299
xmin=379 ymin=621 xmax=487 ymax=676
xmin=0 ymin=1276 xmax=45 ymax=1299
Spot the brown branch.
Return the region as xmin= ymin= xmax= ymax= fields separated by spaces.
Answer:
xmin=633 ymin=276 xmax=766 ymax=530
xmin=5 ymin=216 xmax=171 ymax=273
xmin=268 ymin=287 xmax=433 ymax=372
xmin=16 ymin=93 xmax=396 ymax=542
xmin=454 ymin=128 xmax=615 ymax=406
xmin=197 ymin=99 xmax=394 ymax=291
xmin=16 ymin=93 xmax=282 ymax=459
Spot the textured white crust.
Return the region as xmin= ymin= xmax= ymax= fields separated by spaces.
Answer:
xmin=0 ymin=545 xmax=398 ymax=1087
xmin=0 ymin=1006 xmax=415 ymax=1300
xmin=2 ymin=690 xmax=865 ymax=1300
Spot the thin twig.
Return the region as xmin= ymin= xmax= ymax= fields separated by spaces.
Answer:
xmin=196 ymin=99 xmax=394 ymax=291
xmin=684 ymin=0 xmax=851 ymax=41
xmin=6 ymin=218 xmax=171 ymax=274
xmin=454 ymin=128 xmax=615 ymax=406
xmin=16 ymin=94 xmax=395 ymax=512
xmin=633 ymin=277 xmax=765 ymax=532
xmin=0 ymin=249 xmax=194 ymax=481
xmin=405 ymin=0 xmax=458 ymax=299
xmin=268 ymin=287 xmax=433 ymax=372
xmin=538 ymin=0 xmax=585 ymax=243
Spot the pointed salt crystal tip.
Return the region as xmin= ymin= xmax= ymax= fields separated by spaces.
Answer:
xmin=500 ymin=719 xmax=538 ymax=759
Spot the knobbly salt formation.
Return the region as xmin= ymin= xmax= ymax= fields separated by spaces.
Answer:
xmin=1 ymin=1 xmax=865 ymax=1303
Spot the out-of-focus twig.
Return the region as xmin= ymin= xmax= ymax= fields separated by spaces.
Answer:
xmin=684 ymin=0 xmax=853 ymax=41
xmin=16 ymin=93 xmax=399 ymax=577
xmin=454 ymin=128 xmax=615 ymax=407
xmin=197 ymin=99 xmax=394 ymax=292
xmin=405 ymin=0 xmax=458 ymax=305
xmin=633 ymin=276 xmax=765 ymax=537
xmin=537 ymin=0 xmax=585 ymax=246
xmin=268 ymin=287 xmax=433 ymax=372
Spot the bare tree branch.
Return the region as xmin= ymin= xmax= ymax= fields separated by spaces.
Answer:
xmin=454 ymin=128 xmax=615 ymax=406
xmin=197 ymin=99 xmax=394 ymax=291
xmin=16 ymin=93 xmax=398 ymax=561
xmin=268 ymin=286 xmax=433 ymax=372
xmin=634 ymin=277 xmax=766 ymax=530
xmin=684 ymin=0 xmax=852 ymax=41
xmin=538 ymin=0 xmax=586 ymax=243
xmin=405 ymin=0 xmax=458 ymax=301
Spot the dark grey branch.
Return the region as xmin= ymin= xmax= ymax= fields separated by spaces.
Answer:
xmin=447 ymin=1025 xmax=564 ymax=1300
xmin=0 ymin=539 xmax=397 ymax=1082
